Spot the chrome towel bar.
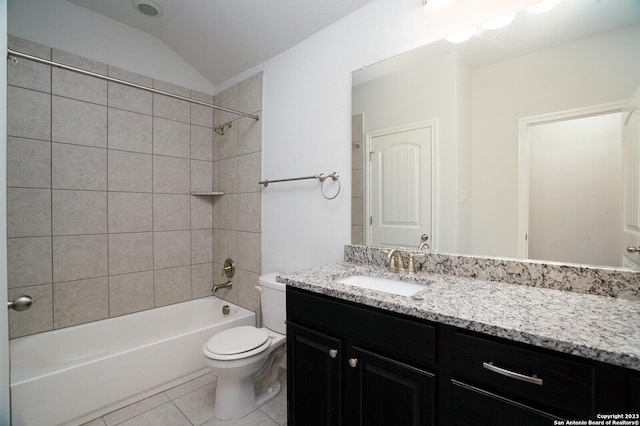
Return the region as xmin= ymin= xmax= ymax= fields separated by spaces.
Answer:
xmin=259 ymin=172 xmax=341 ymax=200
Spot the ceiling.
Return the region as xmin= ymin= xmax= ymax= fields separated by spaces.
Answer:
xmin=66 ymin=0 xmax=371 ymax=86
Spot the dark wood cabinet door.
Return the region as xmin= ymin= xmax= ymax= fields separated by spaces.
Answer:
xmin=348 ymin=346 xmax=435 ymax=426
xmin=287 ymin=323 xmax=342 ymax=426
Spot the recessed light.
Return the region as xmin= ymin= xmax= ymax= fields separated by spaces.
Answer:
xmin=133 ymin=0 xmax=163 ymax=17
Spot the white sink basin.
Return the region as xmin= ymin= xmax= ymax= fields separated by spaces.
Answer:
xmin=336 ymin=275 xmax=425 ymax=296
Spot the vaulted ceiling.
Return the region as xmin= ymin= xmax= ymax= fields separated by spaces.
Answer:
xmin=66 ymin=0 xmax=371 ymax=85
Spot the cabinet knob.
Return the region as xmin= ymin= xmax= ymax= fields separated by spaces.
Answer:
xmin=328 ymin=349 xmax=338 ymax=358
xmin=348 ymin=358 xmax=358 ymax=368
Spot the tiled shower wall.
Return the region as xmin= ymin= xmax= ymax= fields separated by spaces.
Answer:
xmin=351 ymin=113 xmax=364 ymax=244
xmin=6 ymin=36 xmax=262 ymax=338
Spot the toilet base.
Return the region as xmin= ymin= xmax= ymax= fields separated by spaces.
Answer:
xmin=212 ymin=376 xmax=281 ymax=419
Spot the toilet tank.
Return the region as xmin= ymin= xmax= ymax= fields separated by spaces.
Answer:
xmin=258 ymin=273 xmax=286 ymax=334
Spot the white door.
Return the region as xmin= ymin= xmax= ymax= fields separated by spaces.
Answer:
xmin=527 ymin=112 xmax=623 ymax=267
xmin=623 ymin=88 xmax=640 ymax=268
xmin=368 ymin=123 xmax=434 ymax=248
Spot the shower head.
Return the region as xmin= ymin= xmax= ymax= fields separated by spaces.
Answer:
xmin=214 ymin=121 xmax=232 ymax=136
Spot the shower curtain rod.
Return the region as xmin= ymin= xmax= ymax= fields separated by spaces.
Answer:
xmin=6 ymin=48 xmax=260 ymax=121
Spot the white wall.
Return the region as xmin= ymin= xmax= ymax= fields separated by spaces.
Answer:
xmin=218 ymin=0 xmax=535 ymax=273
xmin=7 ymin=0 xmax=215 ymax=94
xmin=471 ymin=24 xmax=640 ymax=257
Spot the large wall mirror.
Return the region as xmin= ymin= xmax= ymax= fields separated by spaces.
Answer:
xmin=351 ymin=0 xmax=640 ymax=269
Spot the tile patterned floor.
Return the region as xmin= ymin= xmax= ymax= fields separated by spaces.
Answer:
xmin=82 ymin=370 xmax=287 ymax=426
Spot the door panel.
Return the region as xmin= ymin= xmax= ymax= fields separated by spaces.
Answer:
xmin=287 ymin=323 xmax=342 ymax=426
xmin=349 ymin=346 xmax=435 ymax=426
xmin=370 ymin=124 xmax=433 ymax=248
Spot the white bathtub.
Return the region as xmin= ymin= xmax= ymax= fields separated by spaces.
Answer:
xmin=10 ymin=297 xmax=255 ymax=426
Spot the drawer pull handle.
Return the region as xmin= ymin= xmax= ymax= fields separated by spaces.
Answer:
xmin=349 ymin=358 xmax=358 ymax=368
xmin=482 ymin=362 xmax=543 ymax=386
xmin=328 ymin=349 xmax=338 ymax=359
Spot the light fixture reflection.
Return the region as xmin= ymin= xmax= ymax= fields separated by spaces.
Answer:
xmin=446 ymin=27 xmax=476 ymax=44
xmin=422 ymin=0 xmax=456 ymax=14
xmin=482 ymin=12 xmax=516 ymax=30
xmin=526 ymin=0 xmax=563 ymax=14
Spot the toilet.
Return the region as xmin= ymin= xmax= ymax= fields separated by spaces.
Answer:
xmin=203 ymin=273 xmax=286 ymax=419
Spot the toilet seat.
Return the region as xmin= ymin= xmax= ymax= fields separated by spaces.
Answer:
xmin=205 ymin=326 xmax=272 ymax=361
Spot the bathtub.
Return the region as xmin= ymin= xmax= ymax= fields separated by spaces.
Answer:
xmin=10 ymin=297 xmax=255 ymax=426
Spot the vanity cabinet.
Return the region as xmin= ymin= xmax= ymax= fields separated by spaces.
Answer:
xmin=287 ymin=286 xmax=639 ymax=425
xmin=286 ymin=287 xmax=436 ymax=426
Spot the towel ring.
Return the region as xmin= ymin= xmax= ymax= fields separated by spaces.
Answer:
xmin=318 ymin=172 xmax=340 ymax=200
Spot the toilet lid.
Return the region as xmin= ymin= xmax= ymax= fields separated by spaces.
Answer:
xmin=206 ymin=326 xmax=270 ymax=355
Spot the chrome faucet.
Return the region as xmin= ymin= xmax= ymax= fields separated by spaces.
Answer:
xmin=386 ymin=249 xmax=406 ymax=273
xmin=212 ymin=280 xmax=232 ymax=293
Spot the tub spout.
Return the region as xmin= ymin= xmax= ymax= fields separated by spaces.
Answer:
xmin=212 ymin=280 xmax=232 ymax=293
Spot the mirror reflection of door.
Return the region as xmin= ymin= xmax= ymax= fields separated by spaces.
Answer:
xmin=367 ymin=122 xmax=434 ymax=248
xmin=623 ymin=89 xmax=640 ymax=268
xmin=527 ymin=112 xmax=623 ymax=267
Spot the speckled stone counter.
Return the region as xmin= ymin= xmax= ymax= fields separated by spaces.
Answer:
xmin=278 ymin=261 xmax=640 ymax=372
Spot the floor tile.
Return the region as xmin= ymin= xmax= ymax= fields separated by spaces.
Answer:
xmin=172 ymin=382 xmax=217 ymax=425
xmin=103 ymin=393 xmax=169 ymax=426
xmin=259 ymin=381 xmax=287 ymax=425
xmin=118 ymin=402 xmax=191 ymax=426
xmin=202 ymin=409 xmax=279 ymax=426
xmin=165 ymin=372 xmax=217 ymax=401
xmin=81 ymin=418 xmax=107 ymax=426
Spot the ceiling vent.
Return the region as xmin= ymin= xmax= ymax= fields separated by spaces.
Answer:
xmin=132 ymin=0 xmax=163 ymax=17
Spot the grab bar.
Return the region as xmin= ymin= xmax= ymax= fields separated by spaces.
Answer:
xmin=258 ymin=172 xmax=341 ymax=200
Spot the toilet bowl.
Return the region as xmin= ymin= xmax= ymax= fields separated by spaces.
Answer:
xmin=203 ymin=273 xmax=286 ymax=419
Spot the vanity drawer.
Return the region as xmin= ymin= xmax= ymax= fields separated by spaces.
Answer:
xmin=450 ymin=380 xmax=561 ymax=426
xmin=452 ymin=332 xmax=595 ymax=417
xmin=287 ymin=287 xmax=435 ymax=368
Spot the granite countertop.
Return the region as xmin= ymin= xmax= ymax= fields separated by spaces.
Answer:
xmin=278 ymin=262 xmax=640 ymax=371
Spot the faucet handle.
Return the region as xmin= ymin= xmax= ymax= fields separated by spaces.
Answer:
xmin=407 ymin=252 xmax=427 ymax=274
